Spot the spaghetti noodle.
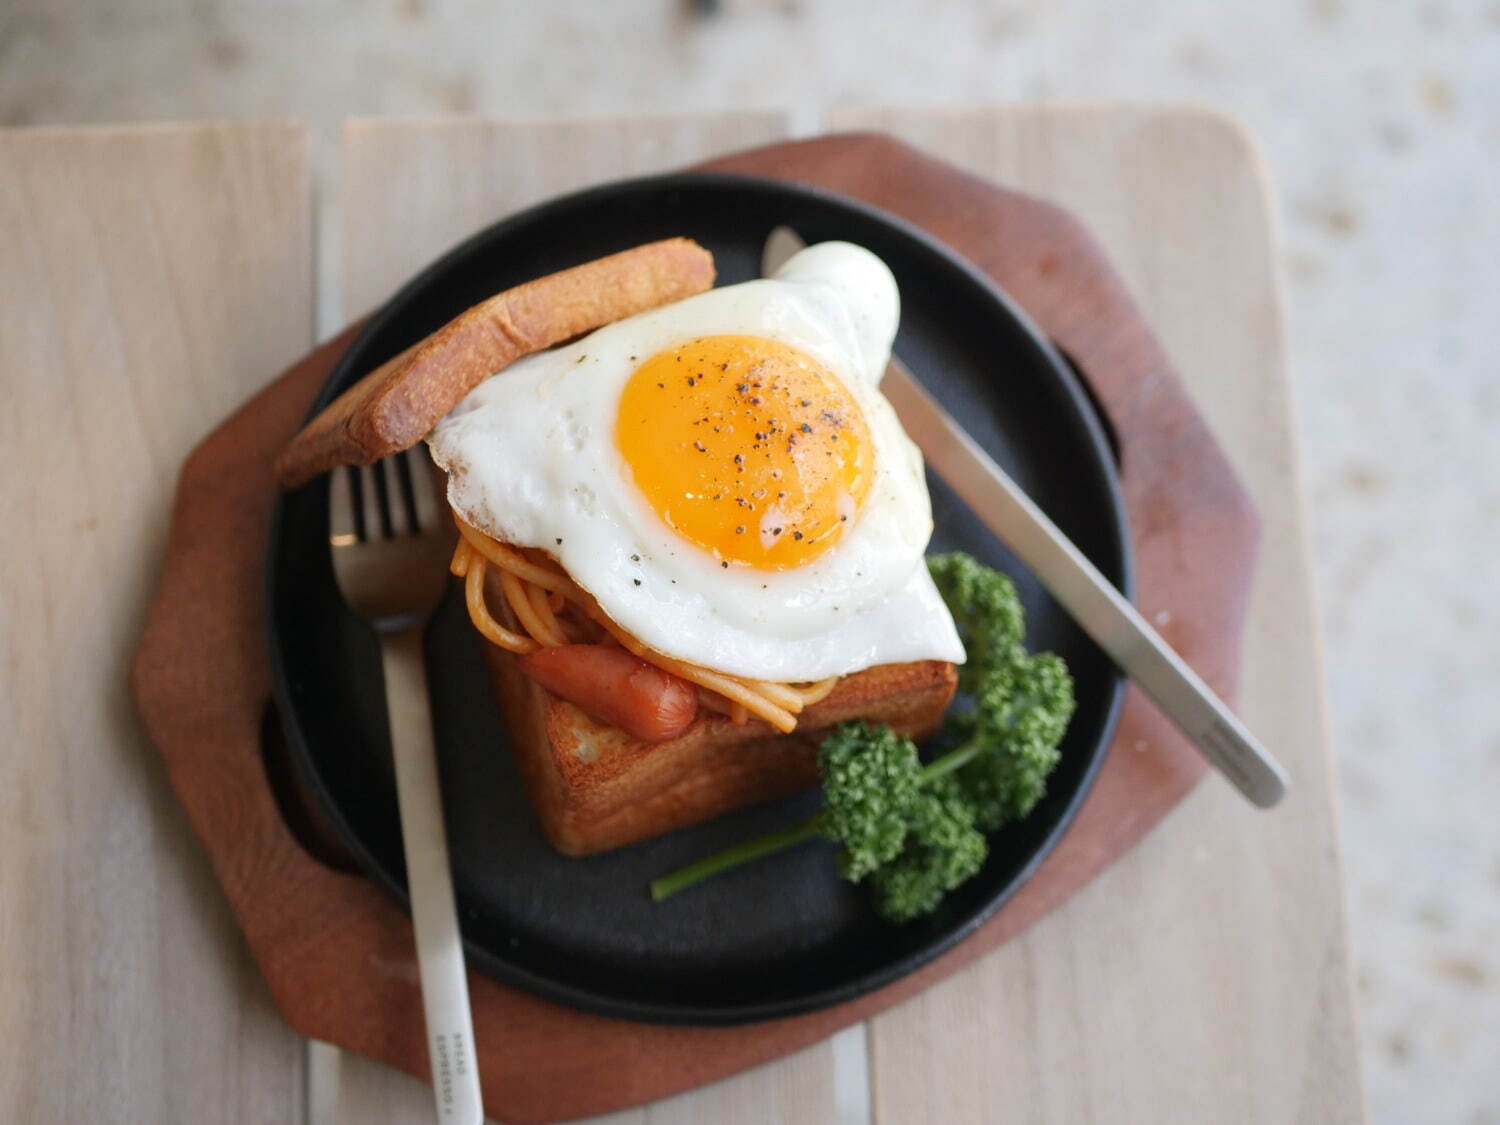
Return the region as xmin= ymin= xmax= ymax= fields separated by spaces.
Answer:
xmin=450 ymin=517 xmax=838 ymax=733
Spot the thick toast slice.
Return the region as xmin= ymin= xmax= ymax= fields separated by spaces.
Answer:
xmin=276 ymin=238 xmax=715 ymax=487
xmin=484 ymin=643 xmax=958 ymax=856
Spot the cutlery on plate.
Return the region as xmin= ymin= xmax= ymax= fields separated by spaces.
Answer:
xmin=762 ymin=226 xmax=1289 ymax=808
xmin=329 ymin=451 xmax=484 ymax=1124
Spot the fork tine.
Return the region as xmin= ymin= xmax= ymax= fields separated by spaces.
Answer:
xmin=393 ymin=449 xmax=422 ymax=533
xmin=330 ymin=464 xmax=358 ymax=544
xmin=334 ymin=455 xmax=446 ymax=544
xmin=411 ymin=450 xmax=444 ymax=534
xmin=375 ymin=459 xmax=398 ymax=539
xmin=351 ymin=464 xmax=373 ymax=543
xmin=353 ymin=462 xmax=380 ymax=541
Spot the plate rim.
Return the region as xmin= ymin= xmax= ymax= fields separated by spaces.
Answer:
xmin=267 ymin=169 xmax=1131 ymax=1025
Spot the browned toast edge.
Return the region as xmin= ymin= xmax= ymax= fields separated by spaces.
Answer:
xmin=275 ymin=238 xmax=715 ymax=487
xmin=484 ymin=645 xmax=958 ymax=856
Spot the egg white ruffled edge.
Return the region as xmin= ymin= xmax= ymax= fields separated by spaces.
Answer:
xmin=429 ymin=243 xmax=966 ymax=681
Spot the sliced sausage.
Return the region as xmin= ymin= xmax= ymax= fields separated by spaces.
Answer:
xmin=519 ymin=644 xmax=699 ymax=742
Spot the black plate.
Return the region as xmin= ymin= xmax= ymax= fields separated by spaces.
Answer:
xmin=268 ymin=173 xmax=1129 ymax=1025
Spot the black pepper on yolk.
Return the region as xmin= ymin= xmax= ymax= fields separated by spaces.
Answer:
xmin=615 ymin=334 xmax=873 ymax=570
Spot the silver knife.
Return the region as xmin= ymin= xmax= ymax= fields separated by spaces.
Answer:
xmin=762 ymin=226 xmax=1289 ymax=808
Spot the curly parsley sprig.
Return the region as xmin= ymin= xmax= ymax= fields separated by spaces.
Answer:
xmin=648 ymin=553 xmax=1076 ymax=922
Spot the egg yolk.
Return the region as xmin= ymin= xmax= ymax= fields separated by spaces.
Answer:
xmin=615 ymin=335 xmax=873 ymax=570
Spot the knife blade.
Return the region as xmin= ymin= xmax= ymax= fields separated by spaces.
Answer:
xmin=762 ymin=226 xmax=1288 ymax=808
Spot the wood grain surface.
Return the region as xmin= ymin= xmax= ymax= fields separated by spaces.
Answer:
xmin=830 ymin=106 xmax=1363 ymax=1124
xmin=339 ymin=112 xmax=792 ymax=322
xmin=2 ymin=108 xmax=1362 ymax=1124
xmin=0 ymin=124 xmax=314 ymax=1122
xmin=131 ymin=118 xmax=1283 ymax=1123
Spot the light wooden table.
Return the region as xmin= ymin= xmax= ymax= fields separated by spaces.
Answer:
xmin=0 ymin=107 xmax=1364 ymax=1123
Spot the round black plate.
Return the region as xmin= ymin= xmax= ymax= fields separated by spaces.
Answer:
xmin=268 ymin=173 xmax=1129 ymax=1025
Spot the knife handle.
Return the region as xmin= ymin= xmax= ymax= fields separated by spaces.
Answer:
xmin=1090 ymin=597 xmax=1289 ymax=807
xmin=881 ymin=361 xmax=1289 ymax=808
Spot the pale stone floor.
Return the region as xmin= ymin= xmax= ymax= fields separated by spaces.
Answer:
xmin=3 ymin=2 xmax=1495 ymax=1121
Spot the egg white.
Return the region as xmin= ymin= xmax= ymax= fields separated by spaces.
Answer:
xmin=428 ymin=242 xmax=964 ymax=682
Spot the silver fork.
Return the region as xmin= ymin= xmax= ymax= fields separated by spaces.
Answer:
xmin=329 ymin=451 xmax=482 ymax=1125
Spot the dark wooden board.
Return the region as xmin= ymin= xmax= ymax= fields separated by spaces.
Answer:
xmin=132 ymin=133 xmax=1253 ymax=1124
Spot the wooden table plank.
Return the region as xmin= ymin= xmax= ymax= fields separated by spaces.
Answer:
xmin=325 ymin=1032 xmax=852 ymax=1125
xmin=0 ymin=124 xmax=314 ymax=1123
xmin=830 ymin=106 xmax=1363 ymax=1123
xmin=1 ymin=107 xmax=1358 ymax=1125
xmin=339 ymin=111 xmax=793 ymax=322
xmin=331 ymin=111 xmax=863 ymax=1125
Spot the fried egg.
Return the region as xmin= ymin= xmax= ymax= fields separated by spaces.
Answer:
xmin=428 ymin=241 xmax=964 ymax=682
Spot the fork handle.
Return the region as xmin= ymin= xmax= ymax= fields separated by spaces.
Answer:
xmin=380 ymin=627 xmax=485 ymax=1125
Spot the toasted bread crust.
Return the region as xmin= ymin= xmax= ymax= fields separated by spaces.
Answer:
xmin=275 ymin=238 xmax=716 ymax=487
xmin=486 ymin=643 xmax=958 ymax=856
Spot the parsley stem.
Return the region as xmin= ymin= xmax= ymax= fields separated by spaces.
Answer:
xmin=650 ymin=740 xmax=986 ymax=903
xmin=919 ymin=738 xmax=986 ymax=783
xmin=649 ymin=815 xmax=824 ymax=901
